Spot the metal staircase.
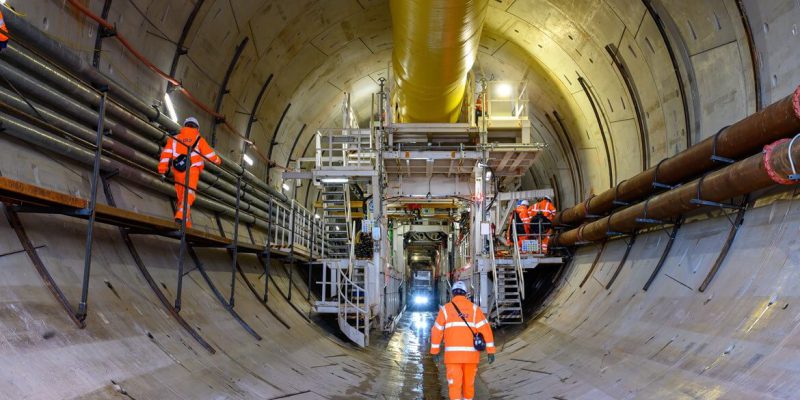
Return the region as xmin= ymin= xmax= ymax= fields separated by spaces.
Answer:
xmin=337 ymin=260 xmax=369 ymax=347
xmin=321 ymin=183 xmax=350 ymax=258
xmin=490 ymin=221 xmax=525 ymax=326
xmin=493 ymin=261 xmax=524 ymax=325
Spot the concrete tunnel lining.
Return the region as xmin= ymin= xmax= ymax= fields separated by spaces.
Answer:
xmin=0 ymin=0 xmax=799 ymax=399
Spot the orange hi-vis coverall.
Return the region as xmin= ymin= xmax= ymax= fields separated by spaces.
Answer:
xmin=431 ymin=295 xmax=496 ymax=400
xmin=157 ymin=127 xmax=221 ymax=228
xmin=528 ymin=199 xmax=556 ymax=253
xmin=0 ymin=8 xmax=9 ymax=47
xmin=506 ymin=204 xmax=530 ymax=248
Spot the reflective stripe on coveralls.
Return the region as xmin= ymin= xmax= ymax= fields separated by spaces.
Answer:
xmin=157 ymin=127 xmax=221 ymax=227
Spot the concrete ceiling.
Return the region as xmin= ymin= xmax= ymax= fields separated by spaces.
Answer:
xmin=22 ymin=0 xmax=765 ymax=207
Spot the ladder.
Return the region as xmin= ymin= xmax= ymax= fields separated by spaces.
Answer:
xmin=490 ymin=219 xmax=525 ymax=325
xmin=493 ymin=260 xmax=524 ymax=325
xmin=322 ymin=183 xmax=350 ymax=258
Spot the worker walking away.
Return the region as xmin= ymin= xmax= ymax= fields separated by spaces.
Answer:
xmin=529 ymin=196 xmax=556 ymax=254
xmin=506 ymin=200 xmax=530 ymax=250
xmin=431 ymin=281 xmax=496 ymax=400
xmin=0 ymin=6 xmax=9 ymax=51
xmin=157 ymin=117 xmax=221 ymax=228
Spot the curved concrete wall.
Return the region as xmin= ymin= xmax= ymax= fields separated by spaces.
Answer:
xmin=0 ymin=0 xmax=799 ymax=398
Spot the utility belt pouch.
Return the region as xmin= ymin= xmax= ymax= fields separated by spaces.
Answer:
xmin=172 ymin=136 xmax=201 ymax=173
xmin=172 ymin=155 xmax=188 ymax=172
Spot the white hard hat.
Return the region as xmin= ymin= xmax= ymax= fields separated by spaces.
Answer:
xmin=520 ymin=200 xmax=530 ymax=206
xmin=183 ymin=117 xmax=199 ymax=127
xmin=543 ymin=195 xmax=553 ymax=202
xmin=452 ymin=281 xmax=468 ymax=293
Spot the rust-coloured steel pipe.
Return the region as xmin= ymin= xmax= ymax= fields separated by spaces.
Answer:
xmin=554 ymin=137 xmax=800 ymax=246
xmin=390 ymin=0 xmax=489 ymax=123
xmin=555 ymin=87 xmax=800 ymax=226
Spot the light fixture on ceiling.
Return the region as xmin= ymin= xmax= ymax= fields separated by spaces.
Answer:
xmin=321 ymin=178 xmax=349 ymax=183
xmin=243 ymin=154 xmax=254 ymax=166
xmin=163 ymin=92 xmax=178 ymax=123
xmin=494 ymin=83 xmax=513 ymax=98
xmin=282 ymin=182 xmax=291 ymax=191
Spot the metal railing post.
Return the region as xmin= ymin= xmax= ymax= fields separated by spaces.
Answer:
xmin=229 ymin=142 xmax=247 ymax=307
xmin=174 ymin=144 xmax=193 ymax=312
xmin=307 ymin=220 xmax=315 ymax=302
xmin=264 ymin=197 xmax=273 ymax=303
xmin=76 ymin=87 xmax=108 ymax=322
xmin=288 ymin=204 xmax=296 ymax=301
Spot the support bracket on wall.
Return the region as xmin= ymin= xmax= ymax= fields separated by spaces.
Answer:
xmin=698 ymin=196 xmax=750 ymax=292
xmin=612 ymin=180 xmax=630 ymax=207
xmin=605 ymin=232 xmax=637 ymax=290
xmin=710 ymin=126 xmax=734 ymax=164
xmin=642 ymin=216 xmax=683 ymax=291
xmin=652 ymin=157 xmax=677 ymax=190
xmin=579 ymin=241 xmax=607 ymax=288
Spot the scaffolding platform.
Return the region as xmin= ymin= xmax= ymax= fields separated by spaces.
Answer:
xmin=494 ymin=255 xmax=563 ymax=269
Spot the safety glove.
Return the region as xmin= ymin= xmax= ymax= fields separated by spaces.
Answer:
xmin=488 ymin=354 xmax=495 ymax=364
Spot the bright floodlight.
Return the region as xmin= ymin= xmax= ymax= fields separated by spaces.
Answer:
xmin=164 ymin=93 xmax=179 ymax=123
xmin=494 ymin=83 xmax=513 ymax=98
xmin=243 ymin=154 xmax=254 ymax=166
xmin=414 ymin=295 xmax=429 ymax=305
xmin=282 ymin=182 xmax=291 ymax=191
xmin=321 ymin=178 xmax=348 ymax=183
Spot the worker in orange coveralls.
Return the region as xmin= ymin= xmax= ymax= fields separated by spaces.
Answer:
xmin=506 ymin=200 xmax=530 ymax=249
xmin=528 ymin=196 xmax=556 ymax=254
xmin=157 ymin=117 xmax=221 ymax=228
xmin=431 ymin=281 xmax=496 ymax=400
xmin=0 ymin=6 xmax=10 ymax=51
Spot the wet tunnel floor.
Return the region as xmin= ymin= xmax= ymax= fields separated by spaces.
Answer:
xmin=368 ymin=311 xmax=491 ymax=399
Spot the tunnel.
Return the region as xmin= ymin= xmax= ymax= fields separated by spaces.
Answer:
xmin=0 ymin=0 xmax=799 ymax=398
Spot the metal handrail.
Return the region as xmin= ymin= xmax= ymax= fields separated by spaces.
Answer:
xmin=337 ymin=263 xmax=369 ymax=346
xmin=511 ymin=220 xmax=525 ymax=300
xmin=488 ymin=231 xmax=499 ymax=320
xmin=316 ymin=128 xmax=375 ymax=170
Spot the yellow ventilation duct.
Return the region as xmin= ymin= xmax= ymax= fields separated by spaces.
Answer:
xmin=390 ymin=0 xmax=489 ymax=123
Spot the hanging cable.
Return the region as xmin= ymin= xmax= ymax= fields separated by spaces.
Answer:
xmin=789 ymin=133 xmax=800 ymax=180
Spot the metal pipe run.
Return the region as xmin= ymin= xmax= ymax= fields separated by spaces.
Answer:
xmin=2 ymin=13 xmax=287 ymax=203
xmin=554 ymin=137 xmax=800 ymax=246
xmin=0 ymin=91 xmax=280 ymax=225
xmin=555 ymin=87 xmax=800 ymax=227
xmin=0 ymin=112 xmax=278 ymax=232
xmin=0 ymin=56 xmax=283 ymax=220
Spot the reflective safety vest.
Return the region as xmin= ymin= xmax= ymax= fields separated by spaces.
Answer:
xmin=0 ymin=9 xmax=9 ymax=43
xmin=430 ymin=296 xmax=496 ymax=364
xmin=158 ymin=127 xmax=221 ymax=174
xmin=529 ymin=199 xmax=556 ymax=221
